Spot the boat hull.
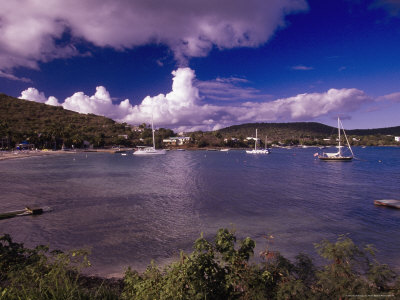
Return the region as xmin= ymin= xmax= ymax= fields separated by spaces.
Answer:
xmin=246 ymin=149 xmax=270 ymax=154
xmin=133 ymin=148 xmax=166 ymax=155
xmin=318 ymin=156 xmax=352 ymax=161
xmin=374 ymin=199 xmax=400 ymax=209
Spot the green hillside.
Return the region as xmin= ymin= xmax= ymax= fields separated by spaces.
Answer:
xmin=218 ymin=122 xmax=335 ymax=140
xmin=347 ymin=127 xmax=400 ymax=136
xmin=216 ymin=122 xmax=400 ymax=146
xmin=0 ymin=93 xmax=134 ymax=149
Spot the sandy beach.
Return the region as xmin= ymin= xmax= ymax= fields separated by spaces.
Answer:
xmin=0 ymin=150 xmax=75 ymax=161
xmin=0 ymin=149 xmax=132 ymax=161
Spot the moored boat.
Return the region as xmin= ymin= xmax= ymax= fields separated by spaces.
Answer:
xmin=246 ymin=129 xmax=270 ymax=154
xmin=133 ymin=100 xmax=166 ymax=156
xmin=374 ymin=199 xmax=400 ymax=209
xmin=318 ymin=117 xmax=353 ymax=161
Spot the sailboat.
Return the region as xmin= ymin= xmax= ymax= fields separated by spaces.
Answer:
xmin=246 ymin=129 xmax=270 ymax=154
xmin=318 ymin=117 xmax=353 ymax=161
xmin=133 ymin=103 xmax=166 ymax=156
xmin=264 ymin=135 xmax=271 ymax=153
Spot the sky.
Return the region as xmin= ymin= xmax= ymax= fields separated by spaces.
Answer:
xmin=1 ymin=0 xmax=400 ymax=132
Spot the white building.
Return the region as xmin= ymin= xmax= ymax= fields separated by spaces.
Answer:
xmin=395 ymin=136 xmax=400 ymax=142
xmin=224 ymin=137 xmax=239 ymax=142
xmin=245 ymin=137 xmax=260 ymax=142
xmin=163 ymin=137 xmax=191 ymax=145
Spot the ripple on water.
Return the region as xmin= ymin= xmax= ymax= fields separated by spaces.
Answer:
xmin=1 ymin=147 xmax=399 ymax=275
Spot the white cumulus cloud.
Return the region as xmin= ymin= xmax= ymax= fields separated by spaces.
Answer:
xmin=0 ymin=0 xmax=308 ymax=71
xmin=61 ymin=86 xmax=135 ymax=121
xmin=19 ymin=67 xmax=376 ymax=132
xmin=19 ymin=87 xmax=60 ymax=106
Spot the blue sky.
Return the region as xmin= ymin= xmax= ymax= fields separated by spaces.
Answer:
xmin=0 ymin=0 xmax=399 ymax=131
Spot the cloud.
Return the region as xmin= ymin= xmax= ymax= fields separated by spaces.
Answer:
xmin=19 ymin=87 xmax=60 ymax=106
xmin=0 ymin=0 xmax=308 ymax=70
xmin=291 ymin=65 xmax=314 ymax=70
xmin=377 ymin=91 xmax=400 ymax=102
xmin=0 ymin=71 xmax=32 ymax=83
xmin=371 ymin=0 xmax=400 ymax=16
xmin=229 ymin=88 xmax=372 ymax=123
xmin=20 ymin=67 xmax=376 ymax=132
xmin=122 ymin=68 xmax=206 ymax=127
xmin=196 ymin=77 xmax=272 ymax=102
xmin=63 ymin=86 xmax=142 ymax=122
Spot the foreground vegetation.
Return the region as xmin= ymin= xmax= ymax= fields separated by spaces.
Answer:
xmin=1 ymin=229 xmax=398 ymax=299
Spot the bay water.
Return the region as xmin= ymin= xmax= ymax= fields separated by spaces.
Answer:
xmin=1 ymin=147 xmax=399 ymax=276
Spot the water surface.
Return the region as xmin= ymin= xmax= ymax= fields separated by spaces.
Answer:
xmin=1 ymin=147 xmax=399 ymax=276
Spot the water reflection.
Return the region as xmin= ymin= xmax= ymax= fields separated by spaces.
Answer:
xmin=0 ymin=147 xmax=399 ymax=276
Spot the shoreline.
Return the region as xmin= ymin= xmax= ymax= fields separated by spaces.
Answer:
xmin=1 ymin=145 xmax=398 ymax=161
xmin=0 ymin=150 xmax=76 ymax=161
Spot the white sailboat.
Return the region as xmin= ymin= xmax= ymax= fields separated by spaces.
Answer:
xmin=264 ymin=135 xmax=271 ymax=154
xmin=246 ymin=129 xmax=270 ymax=154
xmin=318 ymin=117 xmax=353 ymax=161
xmin=133 ymin=103 xmax=166 ymax=156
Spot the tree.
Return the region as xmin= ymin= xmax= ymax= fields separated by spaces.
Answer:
xmin=122 ymin=229 xmax=260 ymax=300
xmin=314 ymin=235 xmax=396 ymax=298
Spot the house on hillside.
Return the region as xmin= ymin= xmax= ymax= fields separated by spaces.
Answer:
xmin=131 ymin=126 xmax=143 ymax=132
xmin=224 ymin=137 xmax=238 ymax=142
xmin=163 ymin=136 xmax=191 ymax=146
xmin=395 ymin=136 xmax=400 ymax=142
xmin=245 ymin=137 xmax=260 ymax=142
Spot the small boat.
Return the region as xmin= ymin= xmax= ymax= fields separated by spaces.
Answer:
xmin=374 ymin=199 xmax=400 ymax=209
xmin=264 ymin=135 xmax=271 ymax=153
xmin=220 ymin=149 xmax=229 ymax=152
xmin=134 ymin=146 xmax=166 ymax=155
xmin=246 ymin=129 xmax=270 ymax=154
xmin=318 ymin=117 xmax=353 ymax=161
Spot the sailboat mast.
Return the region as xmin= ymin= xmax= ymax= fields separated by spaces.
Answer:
xmin=151 ymin=101 xmax=156 ymax=150
xmin=338 ymin=117 xmax=341 ymax=156
xmin=339 ymin=118 xmax=354 ymax=157
xmin=255 ymin=129 xmax=257 ymax=151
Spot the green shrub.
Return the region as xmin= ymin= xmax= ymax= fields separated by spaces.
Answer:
xmin=1 ymin=231 xmax=398 ymax=299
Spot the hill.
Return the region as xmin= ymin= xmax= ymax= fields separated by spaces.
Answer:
xmin=218 ymin=122 xmax=335 ymax=140
xmin=0 ymin=93 xmax=133 ymax=149
xmin=216 ymin=122 xmax=400 ymax=146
